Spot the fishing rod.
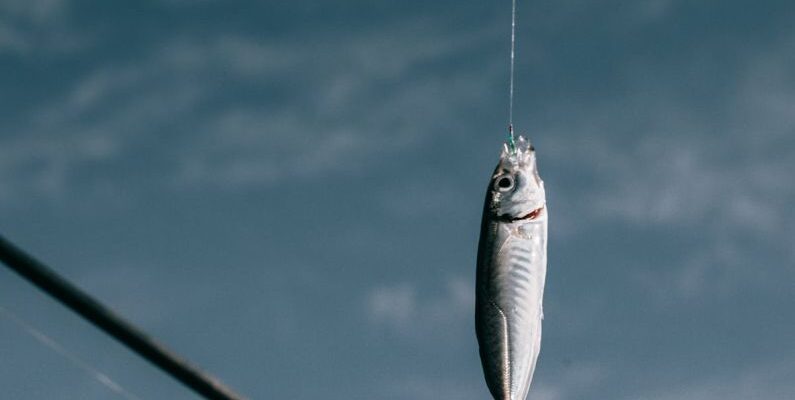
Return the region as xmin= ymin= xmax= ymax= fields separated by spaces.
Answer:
xmin=0 ymin=234 xmax=247 ymax=400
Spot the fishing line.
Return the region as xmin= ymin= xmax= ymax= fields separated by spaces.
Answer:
xmin=0 ymin=305 xmax=143 ymax=400
xmin=507 ymin=0 xmax=518 ymax=152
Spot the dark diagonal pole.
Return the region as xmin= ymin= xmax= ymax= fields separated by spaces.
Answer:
xmin=0 ymin=234 xmax=246 ymax=400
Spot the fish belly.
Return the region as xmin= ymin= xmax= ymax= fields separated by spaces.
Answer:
xmin=476 ymin=221 xmax=547 ymax=400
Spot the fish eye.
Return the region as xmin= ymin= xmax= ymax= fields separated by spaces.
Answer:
xmin=494 ymin=175 xmax=515 ymax=191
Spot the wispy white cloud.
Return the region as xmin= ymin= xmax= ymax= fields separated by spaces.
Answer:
xmin=378 ymin=177 xmax=470 ymax=220
xmin=600 ymin=42 xmax=795 ymax=230
xmin=172 ymin=108 xmax=363 ymax=187
xmin=532 ymin=362 xmax=608 ymax=400
xmin=0 ymin=58 xmax=204 ymax=205
xmin=633 ymin=0 xmax=676 ymax=22
xmin=1 ymin=18 xmax=502 ymax=205
xmin=380 ymin=360 xmax=607 ymax=400
xmin=0 ymin=0 xmax=68 ymax=24
xmin=539 ymin=31 xmax=795 ymax=304
xmin=525 ymin=0 xmax=681 ymax=34
xmin=0 ymin=22 xmax=27 ymax=52
xmin=0 ymin=133 xmax=121 ymax=205
xmin=168 ymin=20 xmax=502 ymax=188
xmin=630 ymin=360 xmax=795 ymax=400
xmin=366 ymin=276 xmax=473 ymax=337
xmin=381 ymin=375 xmax=484 ymax=400
xmin=367 ymin=283 xmax=416 ymax=331
xmin=0 ymin=0 xmax=89 ymax=54
xmin=154 ymin=35 xmax=301 ymax=79
xmin=589 ymin=139 xmax=791 ymax=233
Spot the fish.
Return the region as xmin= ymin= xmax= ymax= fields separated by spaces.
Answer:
xmin=476 ymin=135 xmax=547 ymax=400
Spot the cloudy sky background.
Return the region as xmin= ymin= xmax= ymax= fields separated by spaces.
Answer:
xmin=1 ymin=0 xmax=794 ymax=399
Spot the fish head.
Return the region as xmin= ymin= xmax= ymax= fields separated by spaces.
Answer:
xmin=487 ymin=136 xmax=546 ymax=222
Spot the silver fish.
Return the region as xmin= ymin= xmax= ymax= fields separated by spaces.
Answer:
xmin=476 ymin=136 xmax=547 ymax=400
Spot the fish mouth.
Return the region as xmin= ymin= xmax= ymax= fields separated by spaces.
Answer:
xmin=518 ymin=206 xmax=544 ymax=221
xmin=498 ymin=206 xmax=545 ymax=223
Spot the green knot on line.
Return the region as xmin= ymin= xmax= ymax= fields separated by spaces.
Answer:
xmin=507 ymin=124 xmax=517 ymax=154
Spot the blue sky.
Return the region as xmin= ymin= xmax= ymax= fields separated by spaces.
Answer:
xmin=1 ymin=0 xmax=794 ymax=399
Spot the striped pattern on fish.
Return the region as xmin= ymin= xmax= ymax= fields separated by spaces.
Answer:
xmin=476 ymin=136 xmax=547 ymax=400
